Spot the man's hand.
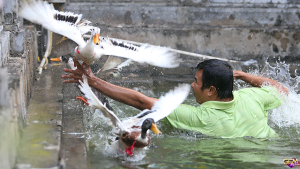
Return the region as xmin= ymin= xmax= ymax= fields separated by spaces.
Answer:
xmin=61 ymin=57 xmax=98 ymax=86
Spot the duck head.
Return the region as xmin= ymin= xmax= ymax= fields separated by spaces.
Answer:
xmin=91 ymin=27 xmax=100 ymax=45
xmin=141 ymin=118 xmax=162 ymax=139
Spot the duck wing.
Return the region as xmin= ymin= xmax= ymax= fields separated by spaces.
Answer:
xmin=78 ymin=74 xmax=129 ymax=132
xmin=122 ymin=84 xmax=190 ymax=127
xmin=98 ymin=56 xmax=122 ymax=73
xmin=19 ymin=0 xmax=86 ymax=47
xmin=150 ymin=84 xmax=190 ymax=122
xmin=116 ymin=59 xmax=134 ymax=71
xmin=98 ymin=56 xmax=133 ymax=73
xmin=121 ymin=109 xmax=154 ymax=128
xmin=97 ymin=38 xmax=181 ymax=68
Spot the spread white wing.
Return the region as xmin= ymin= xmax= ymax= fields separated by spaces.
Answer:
xmin=122 ymin=84 xmax=190 ymax=127
xmin=98 ymin=56 xmax=122 ymax=73
xmin=78 ymin=75 xmax=129 ymax=132
xmin=98 ymin=38 xmax=181 ymax=68
xmin=151 ymin=84 xmax=190 ymax=122
xmin=19 ymin=0 xmax=87 ymax=47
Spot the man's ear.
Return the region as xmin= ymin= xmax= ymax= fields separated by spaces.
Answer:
xmin=208 ymin=86 xmax=217 ymax=96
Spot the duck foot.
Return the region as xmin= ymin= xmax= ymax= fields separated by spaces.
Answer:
xmin=125 ymin=141 xmax=136 ymax=156
xmin=76 ymin=96 xmax=89 ymax=105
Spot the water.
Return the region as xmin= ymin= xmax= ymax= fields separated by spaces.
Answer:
xmin=82 ymin=61 xmax=300 ymax=169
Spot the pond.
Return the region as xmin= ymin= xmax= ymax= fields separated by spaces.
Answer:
xmin=83 ymin=60 xmax=300 ymax=169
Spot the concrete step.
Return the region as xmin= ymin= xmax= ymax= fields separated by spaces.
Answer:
xmin=0 ymin=26 xmax=38 ymax=169
xmin=16 ymin=63 xmax=90 ymax=169
xmin=60 ymin=77 xmax=91 ymax=169
xmin=16 ymin=67 xmax=63 ymax=168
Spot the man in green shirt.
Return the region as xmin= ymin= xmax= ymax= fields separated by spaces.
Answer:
xmin=61 ymin=58 xmax=288 ymax=138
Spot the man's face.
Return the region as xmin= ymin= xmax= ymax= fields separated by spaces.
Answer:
xmin=191 ymin=69 xmax=210 ymax=104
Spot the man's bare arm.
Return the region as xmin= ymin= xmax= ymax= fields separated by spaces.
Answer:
xmin=233 ymin=70 xmax=289 ymax=95
xmin=61 ymin=57 xmax=157 ymax=110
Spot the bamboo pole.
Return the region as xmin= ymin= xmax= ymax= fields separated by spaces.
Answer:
xmin=38 ymin=29 xmax=52 ymax=74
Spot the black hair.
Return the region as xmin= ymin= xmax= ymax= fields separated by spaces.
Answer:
xmin=195 ymin=59 xmax=233 ymax=99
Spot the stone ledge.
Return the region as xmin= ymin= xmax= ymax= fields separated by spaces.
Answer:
xmin=16 ymin=67 xmax=63 ymax=169
xmin=0 ymin=31 xmax=10 ymax=66
xmin=60 ymin=80 xmax=90 ymax=169
xmin=0 ymin=26 xmax=38 ymax=169
xmin=65 ymin=0 xmax=300 ymax=7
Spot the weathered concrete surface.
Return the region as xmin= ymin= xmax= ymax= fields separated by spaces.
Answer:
xmin=0 ymin=25 xmax=37 ymax=169
xmin=0 ymin=31 xmax=10 ymax=66
xmin=61 ymin=82 xmax=90 ymax=169
xmin=65 ymin=1 xmax=300 ymax=27
xmin=98 ymin=27 xmax=300 ymax=63
xmin=13 ymin=53 xmax=89 ymax=169
xmin=0 ymin=2 xmax=29 ymax=168
xmin=13 ymin=62 xmax=90 ymax=169
xmin=0 ymin=68 xmax=15 ymax=169
xmin=15 ymin=66 xmax=63 ymax=168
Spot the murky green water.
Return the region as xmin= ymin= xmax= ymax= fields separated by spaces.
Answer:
xmin=83 ymin=61 xmax=300 ymax=169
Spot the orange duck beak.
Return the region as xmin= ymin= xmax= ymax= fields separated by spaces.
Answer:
xmin=50 ymin=57 xmax=61 ymax=62
xmin=93 ymin=33 xmax=99 ymax=45
xmin=150 ymin=123 xmax=162 ymax=135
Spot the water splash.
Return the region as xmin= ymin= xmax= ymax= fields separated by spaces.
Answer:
xmin=265 ymin=61 xmax=300 ymax=137
xmin=104 ymin=140 xmax=147 ymax=162
xmin=83 ymin=105 xmax=149 ymax=161
xmin=236 ymin=60 xmax=300 ymax=138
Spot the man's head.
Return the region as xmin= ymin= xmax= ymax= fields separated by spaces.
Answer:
xmin=191 ymin=59 xmax=233 ymax=104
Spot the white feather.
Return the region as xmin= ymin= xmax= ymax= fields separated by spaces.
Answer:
xmin=78 ymin=75 xmax=129 ymax=132
xmin=19 ymin=0 xmax=86 ymax=47
xmin=99 ymin=56 xmax=122 ymax=73
xmin=98 ymin=38 xmax=181 ymax=68
xmin=151 ymin=84 xmax=190 ymax=122
xmin=67 ymin=58 xmax=77 ymax=70
xmin=116 ymin=59 xmax=133 ymax=71
xmin=122 ymin=84 xmax=190 ymax=127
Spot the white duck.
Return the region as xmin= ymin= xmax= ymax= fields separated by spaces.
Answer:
xmin=19 ymin=0 xmax=181 ymax=68
xmin=78 ymin=74 xmax=190 ymax=155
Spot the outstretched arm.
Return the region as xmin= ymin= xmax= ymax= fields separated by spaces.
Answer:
xmin=61 ymin=57 xmax=157 ymax=110
xmin=233 ymin=70 xmax=289 ymax=95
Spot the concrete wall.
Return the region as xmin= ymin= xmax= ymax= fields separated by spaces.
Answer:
xmin=0 ymin=0 xmax=38 ymax=168
xmin=50 ymin=0 xmax=300 ymax=63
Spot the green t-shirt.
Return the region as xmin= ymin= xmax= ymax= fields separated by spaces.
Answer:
xmin=165 ymin=86 xmax=282 ymax=138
